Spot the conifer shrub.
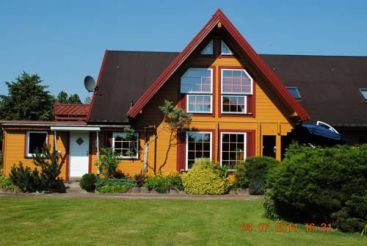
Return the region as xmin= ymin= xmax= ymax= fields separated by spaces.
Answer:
xmin=264 ymin=143 xmax=367 ymax=232
xmin=182 ymin=159 xmax=230 ymax=195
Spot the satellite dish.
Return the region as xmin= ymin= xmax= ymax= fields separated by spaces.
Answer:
xmin=84 ymin=75 xmax=96 ymax=92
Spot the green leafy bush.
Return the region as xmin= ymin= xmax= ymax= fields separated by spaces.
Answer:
xmin=182 ymin=159 xmax=230 ymax=195
xmin=167 ymin=173 xmax=184 ymax=191
xmin=144 ymin=175 xmax=172 ymax=193
xmin=0 ymin=176 xmax=17 ymax=192
xmin=80 ymin=173 xmax=97 ymax=192
xmin=244 ymin=157 xmax=278 ymax=195
xmin=96 ymin=178 xmax=136 ymax=193
xmin=95 ymin=148 xmax=119 ymax=178
xmin=264 ymin=143 xmax=367 ymax=232
xmin=234 ymin=161 xmax=249 ymax=189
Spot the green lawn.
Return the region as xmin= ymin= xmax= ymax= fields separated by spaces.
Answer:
xmin=0 ymin=196 xmax=364 ymax=246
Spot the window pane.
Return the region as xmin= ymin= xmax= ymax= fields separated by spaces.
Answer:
xmin=222 ymin=96 xmax=246 ymax=113
xmin=113 ymin=132 xmax=138 ymax=158
xmin=186 ymin=132 xmax=211 ymax=169
xmin=181 ymin=68 xmax=212 ymax=93
xmin=286 ymin=87 xmax=302 ymax=99
xmin=201 ymin=40 xmax=213 ymax=55
xmin=28 ymin=132 xmax=47 ymax=154
xmin=221 ymin=41 xmax=233 ymax=55
xmin=187 ymin=95 xmax=211 ymax=113
xmin=359 ymin=89 xmax=367 ymax=100
xmin=222 ymin=69 xmax=252 ymax=94
xmin=221 ymin=133 xmax=246 ymax=169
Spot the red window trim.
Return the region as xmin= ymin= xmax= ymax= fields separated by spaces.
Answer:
xmin=218 ymin=66 xmax=256 ymax=118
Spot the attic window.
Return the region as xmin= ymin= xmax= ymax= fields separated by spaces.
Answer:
xmin=221 ymin=41 xmax=233 ymax=55
xmin=286 ymin=87 xmax=302 ymax=99
xmin=359 ymin=88 xmax=367 ymax=101
xmin=200 ymin=40 xmax=214 ymax=55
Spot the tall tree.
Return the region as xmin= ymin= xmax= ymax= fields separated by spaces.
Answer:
xmin=56 ymin=91 xmax=81 ymax=104
xmin=0 ymin=72 xmax=53 ymax=120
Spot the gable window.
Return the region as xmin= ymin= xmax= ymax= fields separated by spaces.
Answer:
xmin=359 ymin=88 xmax=367 ymax=101
xmin=200 ymin=40 xmax=214 ymax=55
xmin=221 ymin=41 xmax=233 ymax=55
xmin=186 ymin=132 xmax=212 ymax=170
xmin=26 ymin=131 xmax=48 ymax=157
xmin=221 ymin=69 xmax=253 ymax=114
xmin=181 ymin=68 xmax=213 ymax=113
xmin=286 ymin=87 xmax=302 ymax=99
xmin=112 ymin=132 xmax=139 ymax=159
xmin=220 ymin=132 xmax=246 ymax=169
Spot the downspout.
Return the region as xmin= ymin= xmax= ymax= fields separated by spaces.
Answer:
xmin=96 ymin=131 xmax=100 ymax=174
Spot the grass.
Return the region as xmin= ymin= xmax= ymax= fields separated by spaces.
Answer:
xmin=0 ymin=196 xmax=364 ymax=246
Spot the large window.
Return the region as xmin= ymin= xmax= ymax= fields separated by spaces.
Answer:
xmin=186 ymin=132 xmax=212 ymax=170
xmin=221 ymin=69 xmax=253 ymax=114
xmin=26 ymin=131 xmax=48 ymax=157
xmin=220 ymin=132 xmax=246 ymax=169
xmin=112 ymin=132 xmax=139 ymax=159
xmin=181 ymin=68 xmax=213 ymax=113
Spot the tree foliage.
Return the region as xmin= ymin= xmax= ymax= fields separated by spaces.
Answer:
xmin=56 ymin=91 xmax=82 ymax=104
xmin=159 ymin=100 xmax=192 ymax=129
xmin=0 ymin=72 xmax=53 ymax=120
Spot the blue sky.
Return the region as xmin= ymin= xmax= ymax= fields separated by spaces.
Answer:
xmin=1 ymin=0 xmax=366 ymax=100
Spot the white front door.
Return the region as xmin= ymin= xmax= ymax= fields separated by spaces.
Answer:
xmin=69 ymin=132 xmax=90 ymax=177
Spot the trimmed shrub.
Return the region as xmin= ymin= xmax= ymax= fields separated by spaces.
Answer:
xmin=0 ymin=176 xmax=17 ymax=192
xmin=182 ymin=159 xmax=230 ymax=195
xmin=234 ymin=161 xmax=249 ymax=189
xmin=245 ymin=157 xmax=278 ymax=195
xmin=80 ymin=173 xmax=97 ymax=192
xmin=264 ymin=143 xmax=367 ymax=232
xmin=144 ymin=175 xmax=172 ymax=193
xmin=96 ymin=178 xmax=136 ymax=193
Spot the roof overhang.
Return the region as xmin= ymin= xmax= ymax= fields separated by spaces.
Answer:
xmin=50 ymin=126 xmax=100 ymax=131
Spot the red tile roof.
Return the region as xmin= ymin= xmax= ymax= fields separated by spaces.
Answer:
xmin=54 ymin=103 xmax=89 ymax=121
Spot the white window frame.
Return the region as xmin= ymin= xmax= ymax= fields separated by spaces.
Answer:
xmin=185 ymin=131 xmax=212 ymax=171
xmin=221 ymin=95 xmax=247 ymax=114
xmin=26 ymin=131 xmax=48 ymax=157
xmin=221 ymin=69 xmax=253 ymax=95
xmin=186 ymin=95 xmax=213 ymax=114
xmin=221 ymin=40 xmax=233 ymax=55
xmin=220 ymin=132 xmax=247 ymax=170
xmin=180 ymin=68 xmax=213 ymax=94
xmin=112 ymin=132 xmax=139 ymax=159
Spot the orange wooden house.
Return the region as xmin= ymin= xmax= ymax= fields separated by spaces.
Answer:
xmin=1 ymin=9 xmax=311 ymax=180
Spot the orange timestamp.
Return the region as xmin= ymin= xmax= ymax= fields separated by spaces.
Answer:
xmin=240 ymin=222 xmax=332 ymax=233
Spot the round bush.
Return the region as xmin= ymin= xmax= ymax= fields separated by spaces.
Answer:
xmin=265 ymin=144 xmax=367 ymax=232
xmin=244 ymin=157 xmax=278 ymax=195
xmin=182 ymin=159 xmax=230 ymax=195
xmin=80 ymin=173 xmax=97 ymax=192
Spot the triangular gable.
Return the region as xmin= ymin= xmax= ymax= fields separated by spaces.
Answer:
xmin=128 ymin=9 xmax=309 ymax=121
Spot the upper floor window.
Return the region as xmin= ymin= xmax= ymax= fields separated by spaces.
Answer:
xmin=359 ymin=88 xmax=367 ymax=101
xmin=221 ymin=41 xmax=233 ymax=55
xmin=181 ymin=68 xmax=213 ymax=113
xmin=200 ymin=40 xmax=214 ymax=55
xmin=286 ymin=87 xmax=302 ymax=99
xmin=222 ymin=69 xmax=253 ymax=94
xmin=26 ymin=131 xmax=48 ymax=157
xmin=112 ymin=132 xmax=139 ymax=159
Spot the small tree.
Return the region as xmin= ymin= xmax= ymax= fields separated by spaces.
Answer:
xmin=143 ymin=100 xmax=191 ymax=174
xmin=96 ymin=148 xmax=119 ymax=178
